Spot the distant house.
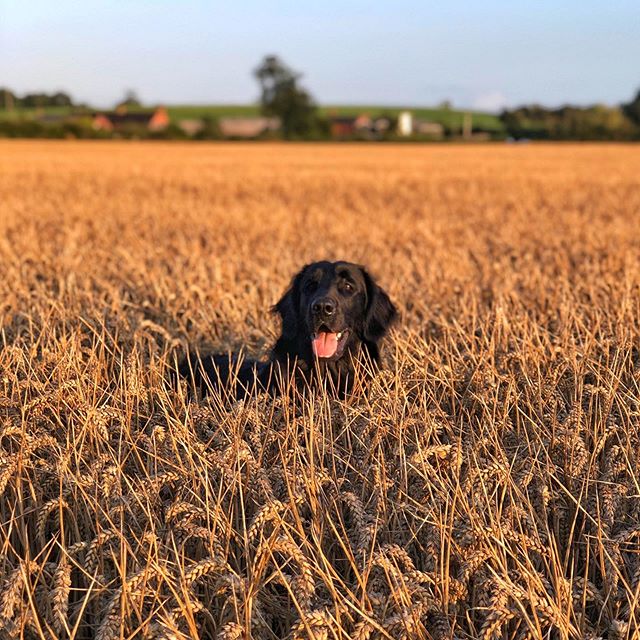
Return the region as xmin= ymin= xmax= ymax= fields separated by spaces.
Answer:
xmin=414 ymin=120 xmax=445 ymax=139
xmin=92 ymin=114 xmax=113 ymax=131
xmin=91 ymin=106 xmax=170 ymax=132
xmin=329 ymin=114 xmax=372 ymax=138
xmin=177 ymin=119 xmax=205 ymax=137
xmin=218 ymin=117 xmax=280 ymax=138
xmin=372 ymin=117 xmax=391 ymax=134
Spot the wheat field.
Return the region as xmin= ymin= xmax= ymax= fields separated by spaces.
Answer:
xmin=1 ymin=140 xmax=640 ymax=639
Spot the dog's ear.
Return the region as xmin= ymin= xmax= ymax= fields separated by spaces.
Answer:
xmin=362 ymin=268 xmax=397 ymax=343
xmin=272 ymin=267 xmax=306 ymax=341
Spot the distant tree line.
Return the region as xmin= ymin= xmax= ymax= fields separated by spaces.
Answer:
xmin=501 ymin=91 xmax=640 ymax=140
xmin=0 ymin=88 xmax=79 ymax=109
xmin=0 ymin=119 xmax=108 ymax=139
xmin=3 ymin=69 xmax=640 ymax=142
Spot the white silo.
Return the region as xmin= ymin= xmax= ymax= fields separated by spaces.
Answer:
xmin=397 ymin=111 xmax=413 ymax=136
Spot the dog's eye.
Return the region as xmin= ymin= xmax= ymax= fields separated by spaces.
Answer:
xmin=305 ymin=281 xmax=318 ymax=293
xmin=341 ymin=281 xmax=354 ymax=293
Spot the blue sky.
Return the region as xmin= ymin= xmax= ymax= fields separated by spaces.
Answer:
xmin=1 ymin=1 xmax=639 ymax=111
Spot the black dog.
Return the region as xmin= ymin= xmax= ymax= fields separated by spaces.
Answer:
xmin=178 ymin=261 xmax=396 ymax=399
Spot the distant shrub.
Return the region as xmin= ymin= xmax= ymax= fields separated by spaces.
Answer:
xmin=501 ymin=104 xmax=639 ymax=140
xmin=193 ymin=116 xmax=222 ymax=140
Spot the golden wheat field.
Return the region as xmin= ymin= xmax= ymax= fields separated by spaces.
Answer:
xmin=1 ymin=140 xmax=640 ymax=640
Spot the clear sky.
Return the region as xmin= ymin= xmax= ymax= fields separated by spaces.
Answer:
xmin=1 ymin=0 xmax=639 ymax=111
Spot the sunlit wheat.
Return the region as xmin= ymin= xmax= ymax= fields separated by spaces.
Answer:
xmin=1 ymin=141 xmax=639 ymax=639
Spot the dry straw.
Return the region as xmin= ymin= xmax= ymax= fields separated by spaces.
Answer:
xmin=1 ymin=141 xmax=640 ymax=638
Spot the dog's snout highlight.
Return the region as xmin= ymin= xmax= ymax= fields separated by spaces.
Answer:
xmin=312 ymin=297 xmax=337 ymax=317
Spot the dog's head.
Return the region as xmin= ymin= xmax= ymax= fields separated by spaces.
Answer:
xmin=273 ymin=261 xmax=397 ymax=363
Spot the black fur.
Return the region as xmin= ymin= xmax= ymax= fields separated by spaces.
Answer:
xmin=177 ymin=261 xmax=397 ymax=399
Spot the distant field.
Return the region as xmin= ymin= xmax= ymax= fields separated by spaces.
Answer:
xmin=0 ymin=103 xmax=505 ymax=132
xmin=1 ymin=142 xmax=639 ymax=639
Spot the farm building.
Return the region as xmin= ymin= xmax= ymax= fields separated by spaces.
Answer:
xmin=396 ymin=112 xmax=445 ymax=139
xmin=414 ymin=120 xmax=445 ymax=138
xmin=328 ymin=114 xmax=372 ymax=138
xmin=91 ymin=106 xmax=170 ymax=132
xmin=218 ymin=117 xmax=280 ymax=138
xmin=177 ymin=119 xmax=205 ymax=136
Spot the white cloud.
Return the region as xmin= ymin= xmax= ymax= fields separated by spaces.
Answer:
xmin=471 ymin=91 xmax=509 ymax=112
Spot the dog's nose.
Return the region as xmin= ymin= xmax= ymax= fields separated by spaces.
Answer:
xmin=312 ymin=298 xmax=336 ymax=317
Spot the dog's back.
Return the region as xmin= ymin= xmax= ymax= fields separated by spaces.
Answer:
xmin=177 ymin=352 xmax=270 ymax=400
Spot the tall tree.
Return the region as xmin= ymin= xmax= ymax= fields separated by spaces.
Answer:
xmin=622 ymin=88 xmax=640 ymax=127
xmin=117 ymin=90 xmax=142 ymax=109
xmin=51 ymin=92 xmax=73 ymax=107
xmin=0 ymin=88 xmax=16 ymax=110
xmin=254 ymin=55 xmax=325 ymax=139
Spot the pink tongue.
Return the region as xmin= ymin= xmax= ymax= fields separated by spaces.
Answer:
xmin=312 ymin=332 xmax=338 ymax=358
